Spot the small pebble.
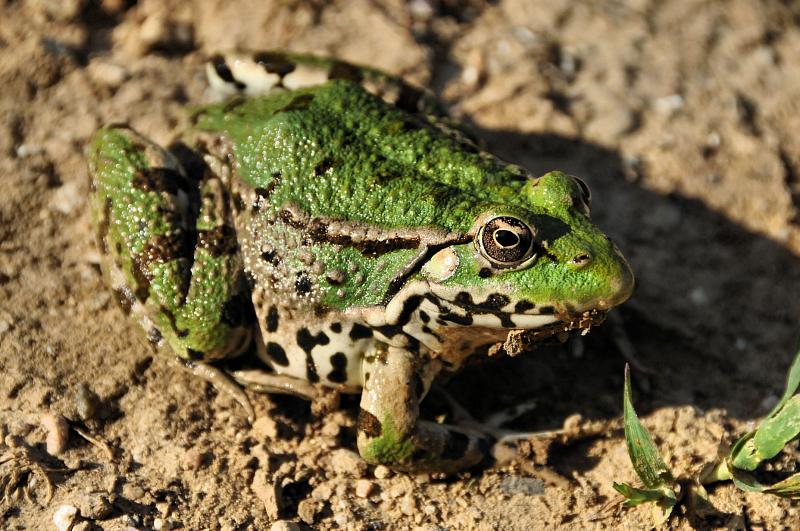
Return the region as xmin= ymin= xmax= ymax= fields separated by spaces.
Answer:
xmin=311 ymin=483 xmax=333 ymax=501
xmin=182 ymin=447 xmax=207 ymax=471
xmin=76 ymin=494 xmax=113 ymax=520
xmin=49 ymin=181 xmax=83 ymax=215
xmin=251 ymin=471 xmax=282 ymax=520
xmin=355 ymin=479 xmax=375 ymax=498
xmin=373 ymin=465 xmax=392 ymax=479
xmin=74 ymin=383 xmax=100 ymax=421
xmin=53 ymin=504 xmax=78 ymax=531
xmin=41 ymin=412 xmax=69 ymax=455
xmin=388 ymin=483 xmax=406 ymax=499
xmin=330 ymin=448 xmax=367 ymax=478
xmin=400 ymin=493 xmax=416 ymax=516
xmin=87 ymin=60 xmax=129 ymax=87
xmin=297 ymin=498 xmax=319 ymax=524
xmin=500 ymin=475 xmax=545 ymax=496
xmin=252 ymin=416 xmax=278 ymax=440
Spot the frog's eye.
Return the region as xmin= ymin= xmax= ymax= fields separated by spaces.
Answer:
xmin=478 ymin=216 xmax=536 ymax=267
xmin=572 ymin=177 xmax=591 ymax=215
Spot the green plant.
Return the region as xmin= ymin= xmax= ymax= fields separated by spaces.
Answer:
xmin=613 ymin=364 xmax=679 ymax=526
xmin=702 ymin=343 xmax=800 ymax=497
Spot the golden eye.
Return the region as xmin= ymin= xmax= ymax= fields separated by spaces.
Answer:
xmin=478 ymin=216 xmax=535 ymax=266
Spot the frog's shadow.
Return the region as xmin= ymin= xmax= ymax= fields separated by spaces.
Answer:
xmin=441 ymin=126 xmax=800 ymax=473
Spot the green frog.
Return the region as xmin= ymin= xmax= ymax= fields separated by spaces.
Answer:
xmin=87 ymin=51 xmax=634 ymax=472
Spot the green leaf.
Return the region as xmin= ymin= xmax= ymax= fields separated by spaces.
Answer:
xmin=763 ymin=472 xmax=800 ymax=498
xmin=752 ymin=395 xmax=800 ymax=460
xmin=613 ymin=482 xmax=669 ymax=507
xmin=728 ymin=463 xmax=800 ymax=499
xmin=623 ymin=364 xmax=675 ymax=489
xmin=766 ymin=342 xmax=800 ymax=419
xmin=731 ymin=345 xmax=800 ymax=471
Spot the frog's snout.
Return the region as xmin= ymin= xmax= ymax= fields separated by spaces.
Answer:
xmin=597 ymin=241 xmax=635 ymax=310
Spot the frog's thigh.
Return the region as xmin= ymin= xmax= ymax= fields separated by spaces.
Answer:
xmin=356 ymin=346 xmax=488 ymax=473
xmin=88 ymin=125 xmax=253 ymax=362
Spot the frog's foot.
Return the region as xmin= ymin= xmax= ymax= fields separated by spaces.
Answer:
xmin=182 ymin=359 xmax=255 ymax=421
xmin=429 ymin=386 xmax=565 ymax=465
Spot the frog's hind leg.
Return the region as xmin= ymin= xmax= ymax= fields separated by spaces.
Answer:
xmin=356 ymin=345 xmax=491 ymax=473
xmin=205 ymin=50 xmax=445 ymax=116
xmin=88 ymin=125 xmax=257 ymax=416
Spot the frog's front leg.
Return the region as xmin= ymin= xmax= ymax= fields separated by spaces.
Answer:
xmin=357 ymin=345 xmax=489 ymax=473
xmin=88 ymin=125 xmax=256 ymax=416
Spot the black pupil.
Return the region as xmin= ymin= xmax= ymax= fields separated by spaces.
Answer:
xmin=481 ymin=216 xmax=533 ymax=265
xmin=495 ymin=229 xmax=519 ymax=248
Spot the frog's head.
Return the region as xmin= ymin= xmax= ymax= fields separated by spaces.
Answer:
xmin=414 ymin=170 xmax=634 ymax=340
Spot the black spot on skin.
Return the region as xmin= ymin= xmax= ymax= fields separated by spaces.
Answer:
xmin=357 ymin=408 xmax=382 ymax=438
xmin=265 ymin=305 xmax=279 ymax=333
xmin=441 ymin=431 xmax=471 ymax=461
xmin=447 ymin=292 xmax=514 ymax=325
xmin=330 ymin=322 xmax=342 ymax=333
xmin=539 ymin=306 xmax=555 ymax=315
xmin=328 ymin=61 xmax=364 ymax=82
xmin=295 ymin=273 xmax=313 ymax=295
xmin=480 ymin=293 xmax=510 ymax=310
xmin=186 ymin=348 xmax=204 ymax=361
xmin=327 ymin=352 xmax=348 ymax=383
xmin=514 ymin=301 xmax=535 ymax=313
xmin=261 ymin=249 xmax=280 ymax=265
xmin=421 ymin=325 xmax=433 ymax=335
xmin=313 ymin=158 xmax=335 ymax=177
xmin=146 ymin=327 xmax=163 ymax=344
xmin=419 ymin=310 xmax=430 ymax=323
xmin=131 ymin=167 xmax=190 ymax=195
xmin=253 ymin=52 xmax=297 ymax=76
xmin=280 ymin=94 xmax=314 ymax=113
xmin=197 ymin=225 xmax=238 ymax=257
xmin=296 ymin=328 xmax=330 ymax=383
xmin=349 ymin=323 xmax=373 ymax=340
xmin=395 ymin=295 xmax=423 ymax=326
xmin=211 ymin=55 xmax=246 ymax=90
xmin=478 ymin=268 xmax=492 ymax=279
xmin=266 ymin=342 xmax=289 ymax=366
xmin=440 ymin=311 xmax=473 ymax=326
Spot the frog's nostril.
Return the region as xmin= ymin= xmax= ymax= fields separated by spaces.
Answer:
xmin=569 ymin=253 xmax=592 ymax=268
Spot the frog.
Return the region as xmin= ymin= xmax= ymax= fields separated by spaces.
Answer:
xmin=87 ymin=51 xmax=634 ymax=473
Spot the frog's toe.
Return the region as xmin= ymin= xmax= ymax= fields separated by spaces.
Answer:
xmin=181 ymin=359 xmax=255 ymax=421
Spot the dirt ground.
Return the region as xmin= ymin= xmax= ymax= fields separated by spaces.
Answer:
xmin=2 ymin=0 xmax=800 ymax=529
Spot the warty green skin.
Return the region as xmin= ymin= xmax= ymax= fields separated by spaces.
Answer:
xmin=88 ymin=52 xmax=634 ymax=472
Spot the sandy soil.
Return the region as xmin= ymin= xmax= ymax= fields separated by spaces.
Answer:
xmin=2 ymin=0 xmax=800 ymax=529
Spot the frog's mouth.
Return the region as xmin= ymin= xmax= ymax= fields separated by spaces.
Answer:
xmin=486 ymin=308 xmax=608 ymax=357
